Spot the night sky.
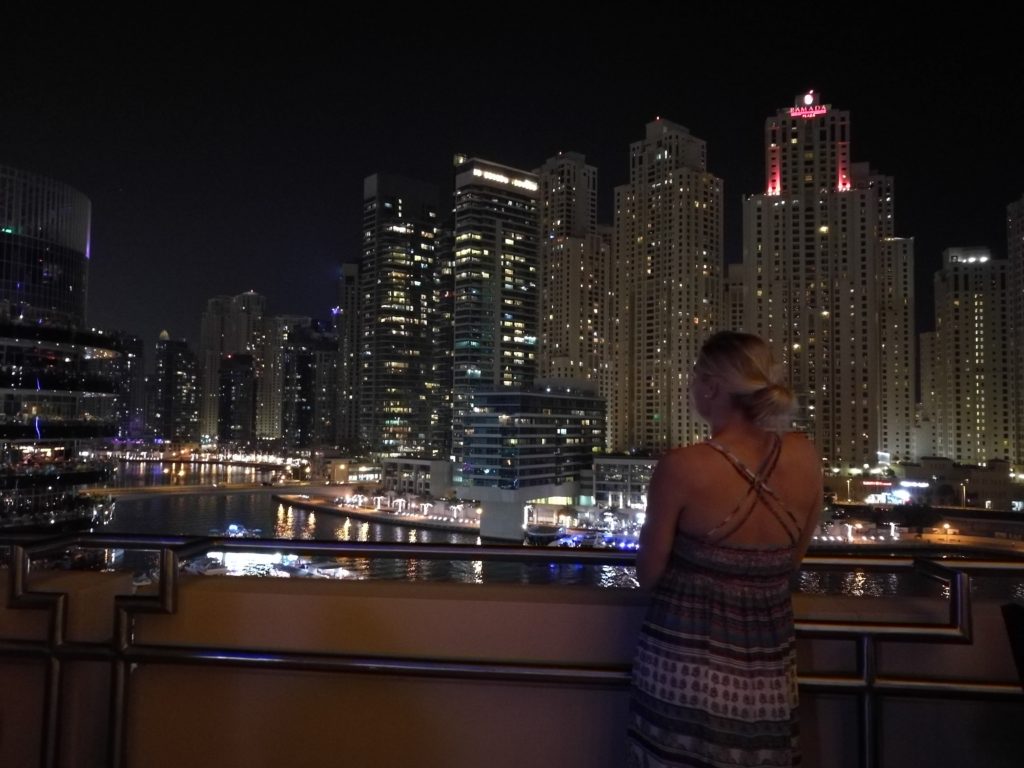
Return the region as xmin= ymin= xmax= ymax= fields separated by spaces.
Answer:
xmin=3 ymin=12 xmax=1021 ymax=368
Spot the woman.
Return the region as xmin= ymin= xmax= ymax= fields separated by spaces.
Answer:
xmin=628 ymin=331 xmax=822 ymax=767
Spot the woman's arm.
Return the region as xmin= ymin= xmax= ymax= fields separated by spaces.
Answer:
xmin=635 ymin=449 xmax=689 ymax=590
xmin=789 ymin=435 xmax=824 ymax=568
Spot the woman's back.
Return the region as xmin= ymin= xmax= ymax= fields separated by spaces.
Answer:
xmin=672 ymin=430 xmax=821 ymax=552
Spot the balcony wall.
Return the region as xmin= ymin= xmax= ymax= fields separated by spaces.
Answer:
xmin=1 ymin=565 xmax=1022 ymax=767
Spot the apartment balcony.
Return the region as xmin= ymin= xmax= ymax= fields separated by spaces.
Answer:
xmin=1 ymin=535 xmax=1022 ymax=767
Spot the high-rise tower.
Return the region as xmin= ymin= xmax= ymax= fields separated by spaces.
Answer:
xmin=358 ymin=174 xmax=440 ymax=457
xmin=743 ymin=92 xmax=915 ymax=466
xmin=536 ymin=153 xmax=610 ymax=391
xmin=1007 ymin=196 xmax=1024 ymax=466
xmin=931 ymin=248 xmax=1014 ymax=464
xmin=611 ymin=119 xmax=723 ymax=453
xmin=451 ymin=157 xmax=539 ymax=463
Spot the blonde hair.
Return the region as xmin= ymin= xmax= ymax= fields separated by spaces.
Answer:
xmin=695 ymin=331 xmax=794 ymax=427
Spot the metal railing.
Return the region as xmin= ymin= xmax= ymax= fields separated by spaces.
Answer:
xmin=2 ymin=533 xmax=1023 ymax=768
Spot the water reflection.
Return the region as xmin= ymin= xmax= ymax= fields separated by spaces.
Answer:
xmin=113 ymin=460 xmax=259 ymax=489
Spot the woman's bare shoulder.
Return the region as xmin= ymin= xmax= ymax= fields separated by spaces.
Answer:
xmin=654 ymin=443 xmax=719 ymax=483
xmin=781 ymin=431 xmax=823 ymax=468
xmin=661 ymin=442 xmax=719 ymax=463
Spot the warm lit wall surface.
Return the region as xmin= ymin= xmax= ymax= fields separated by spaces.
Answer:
xmin=1 ymin=571 xmax=1021 ymax=767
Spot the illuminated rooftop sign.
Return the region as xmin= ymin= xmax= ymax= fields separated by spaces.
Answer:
xmin=472 ymin=167 xmax=538 ymax=192
xmin=789 ymin=105 xmax=827 ymax=118
xmin=790 ymin=90 xmax=827 ymax=118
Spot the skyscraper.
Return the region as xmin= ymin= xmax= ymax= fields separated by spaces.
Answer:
xmin=113 ymin=332 xmax=147 ymax=440
xmin=259 ymin=315 xmax=311 ymax=444
xmin=1008 ymin=196 xmax=1024 ymax=465
xmin=535 ymin=153 xmax=610 ymax=388
xmin=217 ymin=353 xmax=256 ymax=445
xmin=428 ymin=228 xmax=454 ymax=460
xmin=612 ymin=119 xmax=723 ymax=453
xmin=931 ymin=248 xmax=1015 ymax=464
xmin=725 ymin=264 xmax=748 ymax=334
xmin=0 ymin=165 xmax=123 ymax=452
xmin=0 ymin=165 xmax=90 ymax=326
xmin=358 ymin=174 xmax=440 ymax=458
xmin=198 ymin=291 xmax=266 ymax=442
xmin=335 ymin=262 xmax=361 ymax=451
xmin=148 ymin=332 xmax=199 ymax=444
xmin=742 ymin=92 xmax=915 ymax=466
xmin=279 ymin=319 xmax=339 ymax=447
xmin=915 ymin=331 xmax=938 ymax=459
xmin=451 ymin=157 xmax=540 ymax=464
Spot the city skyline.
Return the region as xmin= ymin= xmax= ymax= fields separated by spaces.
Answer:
xmin=3 ymin=15 xmax=1022 ymax=355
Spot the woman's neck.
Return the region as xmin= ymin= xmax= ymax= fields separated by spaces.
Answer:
xmin=708 ymin=414 xmax=768 ymax=444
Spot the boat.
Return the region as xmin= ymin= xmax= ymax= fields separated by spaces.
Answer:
xmin=548 ymin=529 xmax=640 ymax=550
xmin=523 ymin=523 xmax=566 ymax=545
xmin=208 ymin=523 xmax=262 ymax=538
xmin=181 ymin=555 xmax=230 ymax=576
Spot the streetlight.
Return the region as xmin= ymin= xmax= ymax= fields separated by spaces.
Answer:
xmin=960 ymin=480 xmax=969 ymax=508
xmin=846 ymin=478 xmax=852 ymax=502
xmin=943 ymin=522 xmax=951 ymax=539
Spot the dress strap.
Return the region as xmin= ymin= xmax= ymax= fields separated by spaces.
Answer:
xmin=702 ymin=434 xmax=801 ymax=544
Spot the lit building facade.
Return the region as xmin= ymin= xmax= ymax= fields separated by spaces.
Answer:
xmin=147 ymin=332 xmax=199 ymax=444
xmin=336 ymin=262 xmax=361 ymax=451
xmin=931 ymin=248 xmax=1015 ymax=464
xmin=0 ymin=165 xmax=125 ymax=526
xmin=255 ymin=315 xmax=304 ymax=443
xmin=113 ymin=332 xmax=146 ymax=440
xmin=743 ymin=92 xmax=915 ymax=466
xmin=915 ymin=331 xmax=938 ymax=458
xmin=612 ymin=119 xmax=723 ymax=453
xmin=0 ymin=165 xmax=91 ymax=326
xmin=428 ymin=228 xmax=454 ymax=460
xmin=0 ymin=165 xmax=123 ymax=448
xmin=592 ymin=456 xmax=656 ymax=510
xmin=217 ymin=353 xmax=256 ymax=445
xmin=381 ymin=458 xmax=453 ymax=498
xmin=451 ymin=157 xmax=539 ymax=464
xmin=279 ymin=320 xmax=339 ymax=448
xmin=725 ymin=263 xmax=747 ymax=332
xmin=536 ymin=153 xmax=610 ymax=390
xmin=1008 ymin=196 xmax=1024 ymax=465
xmin=358 ymin=174 xmax=440 ymax=457
xmin=461 ymin=382 xmax=604 ymax=491
xmin=199 ymin=292 xmax=266 ymax=441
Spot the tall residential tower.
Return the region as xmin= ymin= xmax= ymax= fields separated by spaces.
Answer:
xmin=535 ymin=153 xmax=610 ymax=393
xmin=1008 ymin=196 xmax=1024 ymax=465
xmin=611 ymin=119 xmax=723 ymax=453
xmin=931 ymin=248 xmax=1015 ymax=464
xmin=742 ymin=92 xmax=915 ymax=466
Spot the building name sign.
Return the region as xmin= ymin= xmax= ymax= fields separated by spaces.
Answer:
xmin=472 ymin=167 xmax=539 ymax=192
xmin=789 ymin=105 xmax=828 ymax=118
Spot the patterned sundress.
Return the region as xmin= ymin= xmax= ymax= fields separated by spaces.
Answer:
xmin=628 ymin=434 xmax=801 ymax=767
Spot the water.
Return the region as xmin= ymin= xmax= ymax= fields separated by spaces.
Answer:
xmin=79 ymin=462 xmax=1024 ymax=597
xmin=99 ymin=489 xmax=635 ymax=588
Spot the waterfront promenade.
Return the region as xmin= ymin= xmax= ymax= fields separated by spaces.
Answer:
xmin=273 ymin=492 xmax=482 ymax=535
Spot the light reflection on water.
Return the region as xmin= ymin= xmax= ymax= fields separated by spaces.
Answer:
xmin=90 ymin=491 xmax=1023 ymax=595
xmin=797 ymin=567 xmax=943 ymax=599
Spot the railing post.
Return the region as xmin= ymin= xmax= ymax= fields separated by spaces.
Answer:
xmin=858 ymin=635 xmax=878 ymax=768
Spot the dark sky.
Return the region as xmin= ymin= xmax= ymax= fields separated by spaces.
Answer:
xmin=3 ymin=11 xmax=1021 ymax=366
